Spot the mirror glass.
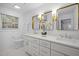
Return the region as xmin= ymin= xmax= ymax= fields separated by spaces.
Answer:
xmin=57 ymin=4 xmax=78 ymax=31
xmin=42 ymin=11 xmax=54 ymax=31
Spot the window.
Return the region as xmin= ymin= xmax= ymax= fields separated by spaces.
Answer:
xmin=0 ymin=13 xmax=18 ymax=29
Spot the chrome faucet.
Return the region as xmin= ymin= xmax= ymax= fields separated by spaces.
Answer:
xmin=59 ymin=34 xmax=72 ymax=39
xmin=65 ymin=34 xmax=72 ymax=39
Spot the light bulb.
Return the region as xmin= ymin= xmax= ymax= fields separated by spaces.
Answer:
xmin=14 ymin=5 xmax=21 ymax=9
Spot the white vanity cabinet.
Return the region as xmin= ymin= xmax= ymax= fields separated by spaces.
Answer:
xmin=51 ymin=42 xmax=66 ymax=56
xmin=51 ymin=42 xmax=79 ymax=56
xmin=24 ymin=35 xmax=51 ymax=56
xmin=40 ymin=39 xmax=50 ymax=48
xmin=24 ymin=34 xmax=79 ymax=56
xmin=39 ymin=46 xmax=50 ymax=56
xmin=24 ymin=36 xmax=32 ymax=55
xmin=30 ymin=37 xmax=40 ymax=56
xmin=51 ymin=50 xmax=64 ymax=56
xmin=39 ymin=39 xmax=51 ymax=56
xmin=31 ymin=43 xmax=39 ymax=56
xmin=24 ymin=35 xmax=40 ymax=56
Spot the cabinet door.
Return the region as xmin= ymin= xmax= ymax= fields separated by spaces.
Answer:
xmin=24 ymin=39 xmax=29 ymax=52
xmin=51 ymin=50 xmax=64 ymax=56
xmin=24 ymin=37 xmax=32 ymax=55
xmin=40 ymin=46 xmax=50 ymax=56
xmin=40 ymin=39 xmax=50 ymax=48
xmin=31 ymin=44 xmax=39 ymax=56
xmin=51 ymin=42 xmax=79 ymax=56
xmin=31 ymin=37 xmax=39 ymax=45
xmin=24 ymin=36 xmax=40 ymax=56
xmin=26 ymin=41 xmax=32 ymax=54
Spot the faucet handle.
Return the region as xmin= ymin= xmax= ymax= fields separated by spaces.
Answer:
xmin=65 ymin=34 xmax=72 ymax=39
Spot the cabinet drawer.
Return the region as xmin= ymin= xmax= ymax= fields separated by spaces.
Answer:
xmin=32 ymin=52 xmax=39 ymax=56
xmin=31 ymin=44 xmax=39 ymax=56
xmin=27 ymin=42 xmax=32 ymax=54
xmin=31 ymin=44 xmax=39 ymax=51
xmin=31 ymin=48 xmax=39 ymax=56
xmin=24 ymin=39 xmax=29 ymax=51
xmin=40 ymin=39 xmax=50 ymax=48
xmin=31 ymin=38 xmax=39 ymax=45
xmin=51 ymin=50 xmax=64 ymax=56
xmin=40 ymin=46 xmax=50 ymax=56
xmin=51 ymin=42 xmax=79 ymax=56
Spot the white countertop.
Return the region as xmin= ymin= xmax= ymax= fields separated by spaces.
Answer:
xmin=24 ymin=33 xmax=79 ymax=49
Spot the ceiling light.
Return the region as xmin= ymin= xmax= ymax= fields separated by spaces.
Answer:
xmin=14 ymin=5 xmax=21 ymax=9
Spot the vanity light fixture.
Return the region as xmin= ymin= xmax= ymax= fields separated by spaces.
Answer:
xmin=52 ymin=10 xmax=56 ymax=15
xmin=52 ymin=9 xmax=58 ymax=21
xmin=14 ymin=5 xmax=21 ymax=9
xmin=38 ymin=12 xmax=43 ymax=21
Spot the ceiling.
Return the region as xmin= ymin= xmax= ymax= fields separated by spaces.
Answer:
xmin=0 ymin=3 xmax=71 ymax=14
xmin=0 ymin=3 xmax=44 ymax=14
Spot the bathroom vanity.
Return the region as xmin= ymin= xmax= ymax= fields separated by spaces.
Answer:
xmin=23 ymin=33 xmax=79 ymax=56
xmin=23 ymin=3 xmax=79 ymax=56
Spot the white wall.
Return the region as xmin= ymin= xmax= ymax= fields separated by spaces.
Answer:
xmin=0 ymin=7 xmax=25 ymax=55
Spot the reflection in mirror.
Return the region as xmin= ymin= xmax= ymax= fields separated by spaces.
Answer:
xmin=61 ymin=19 xmax=72 ymax=30
xmin=32 ymin=15 xmax=40 ymax=33
xmin=32 ymin=10 xmax=58 ymax=33
xmin=57 ymin=3 xmax=79 ymax=31
xmin=42 ymin=11 xmax=54 ymax=31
